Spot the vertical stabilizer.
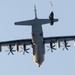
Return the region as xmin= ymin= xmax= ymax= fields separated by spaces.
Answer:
xmin=34 ymin=5 xmax=37 ymax=19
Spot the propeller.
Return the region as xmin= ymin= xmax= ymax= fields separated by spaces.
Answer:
xmin=62 ymin=41 xmax=71 ymax=50
xmin=20 ymin=48 xmax=30 ymax=55
xmin=20 ymin=44 xmax=30 ymax=55
xmin=6 ymin=45 xmax=16 ymax=55
xmin=47 ymin=42 xmax=56 ymax=52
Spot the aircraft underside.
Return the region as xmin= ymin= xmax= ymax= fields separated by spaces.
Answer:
xmin=0 ymin=5 xmax=75 ymax=67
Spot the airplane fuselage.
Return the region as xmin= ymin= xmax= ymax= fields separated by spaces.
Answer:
xmin=31 ymin=18 xmax=45 ymax=67
xmin=14 ymin=5 xmax=58 ymax=67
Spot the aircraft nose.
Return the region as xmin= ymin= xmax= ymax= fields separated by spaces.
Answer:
xmin=36 ymin=60 xmax=42 ymax=67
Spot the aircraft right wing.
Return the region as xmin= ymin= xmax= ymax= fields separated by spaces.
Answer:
xmin=44 ymin=35 xmax=75 ymax=43
xmin=15 ymin=19 xmax=34 ymax=25
xmin=44 ymin=35 xmax=75 ymax=48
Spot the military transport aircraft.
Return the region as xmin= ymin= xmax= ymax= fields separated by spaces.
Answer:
xmin=0 ymin=5 xmax=75 ymax=67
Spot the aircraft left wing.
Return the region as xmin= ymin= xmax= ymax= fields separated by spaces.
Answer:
xmin=44 ymin=35 xmax=75 ymax=46
xmin=0 ymin=38 xmax=32 ymax=54
xmin=0 ymin=38 xmax=32 ymax=46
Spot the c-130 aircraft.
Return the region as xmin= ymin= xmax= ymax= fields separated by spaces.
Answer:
xmin=0 ymin=5 xmax=75 ymax=67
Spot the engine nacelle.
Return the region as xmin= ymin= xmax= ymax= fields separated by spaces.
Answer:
xmin=56 ymin=40 xmax=60 ymax=48
xmin=49 ymin=11 xmax=54 ymax=25
xmin=0 ymin=45 xmax=2 ymax=52
xmin=74 ymin=39 xmax=75 ymax=46
xmin=15 ymin=44 xmax=19 ymax=52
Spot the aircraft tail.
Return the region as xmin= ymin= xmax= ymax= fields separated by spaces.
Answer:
xmin=34 ymin=5 xmax=37 ymax=19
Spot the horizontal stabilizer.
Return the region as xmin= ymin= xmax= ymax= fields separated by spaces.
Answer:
xmin=15 ymin=19 xmax=34 ymax=25
xmin=54 ymin=19 xmax=59 ymax=22
xmin=38 ymin=19 xmax=50 ymax=25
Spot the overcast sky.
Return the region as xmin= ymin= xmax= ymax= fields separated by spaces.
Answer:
xmin=0 ymin=0 xmax=75 ymax=75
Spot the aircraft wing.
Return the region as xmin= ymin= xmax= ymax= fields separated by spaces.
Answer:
xmin=0 ymin=38 xmax=32 ymax=46
xmin=15 ymin=19 xmax=34 ymax=25
xmin=44 ymin=35 xmax=75 ymax=43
